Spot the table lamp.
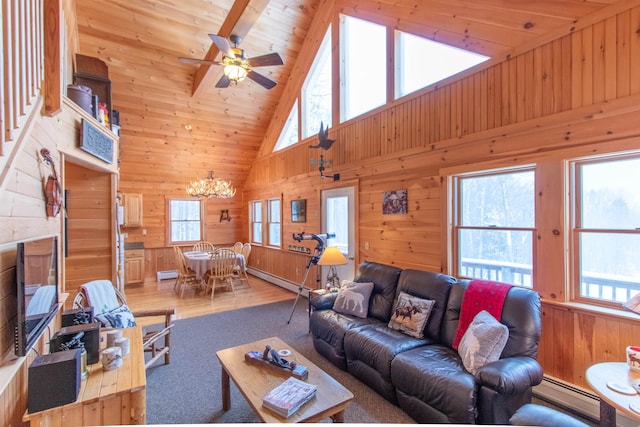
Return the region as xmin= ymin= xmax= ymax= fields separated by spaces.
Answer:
xmin=317 ymin=246 xmax=348 ymax=289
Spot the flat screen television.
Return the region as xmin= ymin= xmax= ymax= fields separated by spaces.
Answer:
xmin=15 ymin=236 xmax=60 ymax=357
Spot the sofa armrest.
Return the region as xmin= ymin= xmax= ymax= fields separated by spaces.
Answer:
xmin=309 ymin=291 xmax=338 ymax=311
xmin=476 ymin=356 xmax=543 ymax=394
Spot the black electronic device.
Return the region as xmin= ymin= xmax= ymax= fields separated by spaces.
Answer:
xmin=15 ymin=236 xmax=60 ymax=357
xmin=50 ymin=322 xmax=101 ymax=364
xmin=61 ymin=307 xmax=94 ymax=327
xmin=28 ymin=349 xmax=81 ymax=413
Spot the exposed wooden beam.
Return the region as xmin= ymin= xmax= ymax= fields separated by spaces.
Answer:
xmin=191 ymin=0 xmax=271 ymax=97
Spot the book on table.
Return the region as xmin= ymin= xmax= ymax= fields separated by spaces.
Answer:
xmin=261 ymin=376 xmax=317 ymax=418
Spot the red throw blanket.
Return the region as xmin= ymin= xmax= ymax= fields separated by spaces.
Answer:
xmin=452 ymin=279 xmax=513 ymax=349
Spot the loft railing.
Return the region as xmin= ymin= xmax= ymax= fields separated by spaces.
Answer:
xmin=460 ymin=258 xmax=640 ymax=303
xmin=1 ymin=0 xmax=46 ymax=151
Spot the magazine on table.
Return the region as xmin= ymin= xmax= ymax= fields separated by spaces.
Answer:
xmin=262 ymin=376 xmax=317 ymax=418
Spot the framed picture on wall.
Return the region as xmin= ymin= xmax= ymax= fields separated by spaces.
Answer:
xmin=291 ymin=199 xmax=306 ymax=223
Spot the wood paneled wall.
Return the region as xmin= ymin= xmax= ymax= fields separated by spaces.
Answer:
xmin=242 ymin=4 xmax=640 ymax=390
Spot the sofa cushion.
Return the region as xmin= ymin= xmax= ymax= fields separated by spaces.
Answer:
xmin=388 ymin=291 xmax=434 ymax=338
xmin=353 ymin=261 xmax=402 ymax=322
xmin=309 ymin=309 xmax=380 ymax=370
xmin=391 ymin=345 xmax=477 ymax=424
xmin=458 ymin=310 xmax=509 ymax=375
xmin=396 ymin=269 xmax=455 ymax=341
xmin=333 ymin=282 xmax=374 ymax=318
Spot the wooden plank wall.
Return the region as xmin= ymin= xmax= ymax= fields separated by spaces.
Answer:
xmin=242 ymin=4 xmax=640 ymax=390
xmin=64 ymin=162 xmax=113 ymax=294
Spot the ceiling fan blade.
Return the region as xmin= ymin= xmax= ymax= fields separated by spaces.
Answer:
xmin=247 ymin=70 xmax=277 ymax=90
xmin=215 ymin=75 xmax=231 ymax=88
xmin=179 ymin=57 xmax=221 ymax=66
xmin=208 ymin=34 xmax=235 ymax=58
xmin=248 ymin=52 xmax=284 ymax=67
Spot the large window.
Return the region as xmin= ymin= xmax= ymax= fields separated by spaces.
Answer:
xmin=302 ymin=27 xmax=332 ymax=139
xmin=251 ymin=201 xmax=262 ymax=244
xmin=571 ymin=156 xmax=640 ymax=305
xmin=267 ymin=198 xmax=281 ymax=247
xmin=340 ymin=15 xmax=386 ymax=121
xmin=395 ymin=31 xmax=489 ymax=98
xmin=168 ymin=199 xmax=202 ymax=244
xmin=452 ymin=167 xmax=535 ymax=287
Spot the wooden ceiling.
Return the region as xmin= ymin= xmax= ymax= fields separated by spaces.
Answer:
xmin=73 ymin=0 xmax=622 ymax=190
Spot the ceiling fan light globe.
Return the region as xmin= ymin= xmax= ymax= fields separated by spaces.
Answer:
xmin=224 ymin=64 xmax=248 ymax=82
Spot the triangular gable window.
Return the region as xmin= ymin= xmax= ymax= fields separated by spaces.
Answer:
xmin=273 ymin=100 xmax=298 ymax=152
xmin=395 ymin=31 xmax=489 ymax=98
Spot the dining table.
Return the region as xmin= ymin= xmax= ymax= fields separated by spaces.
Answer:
xmin=183 ymin=251 xmax=246 ymax=280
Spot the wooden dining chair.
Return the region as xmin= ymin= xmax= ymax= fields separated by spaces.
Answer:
xmin=232 ymin=241 xmax=243 ymax=254
xmin=192 ymin=241 xmax=214 ymax=252
xmin=174 ymin=246 xmax=200 ymax=297
xmin=233 ymin=243 xmax=252 ymax=287
xmin=205 ymin=248 xmax=237 ymax=299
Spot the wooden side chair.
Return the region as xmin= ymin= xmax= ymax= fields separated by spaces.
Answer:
xmin=233 ymin=243 xmax=252 ymax=287
xmin=174 ymin=246 xmax=200 ymax=297
xmin=73 ymin=279 xmax=175 ymax=370
xmin=205 ymin=248 xmax=237 ymax=299
xmin=192 ymin=241 xmax=214 ymax=252
xmin=232 ymin=241 xmax=243 ymax=253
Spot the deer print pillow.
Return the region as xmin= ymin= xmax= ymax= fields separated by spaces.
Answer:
xmin=333 ymin=281 xmax=374 ymax=318
xmin=388 ymin=291 xmax=435 ymax=338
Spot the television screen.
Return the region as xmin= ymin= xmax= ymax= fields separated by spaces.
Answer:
xmin=15 ymin=236 xmax=59 ymax=357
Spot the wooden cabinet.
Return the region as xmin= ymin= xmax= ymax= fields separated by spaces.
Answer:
xmin=122 ymin=193 xmax=143 ymax=227
xmin=23 ymin=327 xmax=146 ymax=426
xmin=125 ymin=249 xmax=145 ymax=285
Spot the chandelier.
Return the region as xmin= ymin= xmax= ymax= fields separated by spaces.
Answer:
xmin=186 ymin=170 xmax=236 ymax=199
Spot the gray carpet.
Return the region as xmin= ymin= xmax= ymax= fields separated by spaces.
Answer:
xmin=145 ymin=298 xmax=416 ymax=424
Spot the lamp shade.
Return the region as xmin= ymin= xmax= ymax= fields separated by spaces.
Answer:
xmin=317 ymin=246 xmax=348 ymax=266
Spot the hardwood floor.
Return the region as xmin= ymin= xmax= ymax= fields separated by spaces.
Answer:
xmin=124 ymin=274 xmax=297 ymax=326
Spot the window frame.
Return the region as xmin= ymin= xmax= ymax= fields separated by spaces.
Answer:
xmin=267 ymin=197 xmax=282 ymax=248
xmin=301 ymin=27 xmax=332 ymax=139
xmin=166 ymin=198 xmax=204 ymax=246
xmin=339 ymin=14 xmax=387 ymax=122
xmin=450 ymin=165 xmax=536 ymax=287
xmin=250 ymin=200 xmax=263 ymax=245
xmin=569 ymin=153 xmax=640 ymax=307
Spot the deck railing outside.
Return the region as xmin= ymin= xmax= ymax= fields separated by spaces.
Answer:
xmin=460 ymin=258 xmax=640 ymax=303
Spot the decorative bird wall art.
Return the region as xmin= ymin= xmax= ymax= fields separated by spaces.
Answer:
xmin=309 ymin=122 xmax=336 ymax=150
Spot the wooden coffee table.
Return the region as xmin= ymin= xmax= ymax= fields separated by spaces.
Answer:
xmin=216 ymin=336 xmax=353 ymax=423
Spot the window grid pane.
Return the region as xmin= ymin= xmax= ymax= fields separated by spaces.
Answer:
xmin=342 ymin=15 xmax=386 ymax=121
xmin=302 ymin=28 xmax=332 ymax=139
xmin=251 ymin=201 xmax=262 ymax=244
xmin=268 ymin=199 xmax=281 ymax=246
xmin=454 ymin=168 xmax=535 ymax=287
xmin=572 ymin=156 xmax=640 ymax=305
xmin=169 ymin=199 xmax=201 ymax=243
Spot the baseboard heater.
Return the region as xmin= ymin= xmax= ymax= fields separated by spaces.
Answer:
xmin=156 ymin=270 xmax=178 ymax=281
xmin=534 ymin=375 xmax=637 ymax=427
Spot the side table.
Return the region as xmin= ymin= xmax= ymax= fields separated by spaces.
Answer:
xmin=586 ymin=362 xmax=640 ymax=427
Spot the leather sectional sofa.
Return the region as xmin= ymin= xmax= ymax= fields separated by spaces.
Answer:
xmin=309 ymin=261 xmax=543 ymax=424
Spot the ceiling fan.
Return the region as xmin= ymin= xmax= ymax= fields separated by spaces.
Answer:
xmin=179 ymin=34 xmax=284 ymax=90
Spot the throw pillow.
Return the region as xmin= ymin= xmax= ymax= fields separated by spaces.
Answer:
xmin=333 ymin=281 xmax=374 ymax=318
xmin=95 ymin=304 xmax=137 ymax=328
xmin=388 ymin=291 xmax=435 ymax=338
xmin=457 ymin=310 xmax=509 ymax=375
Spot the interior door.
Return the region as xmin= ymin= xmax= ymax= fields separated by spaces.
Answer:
xmin=321 ymin=186 xmax=356 ymax=284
